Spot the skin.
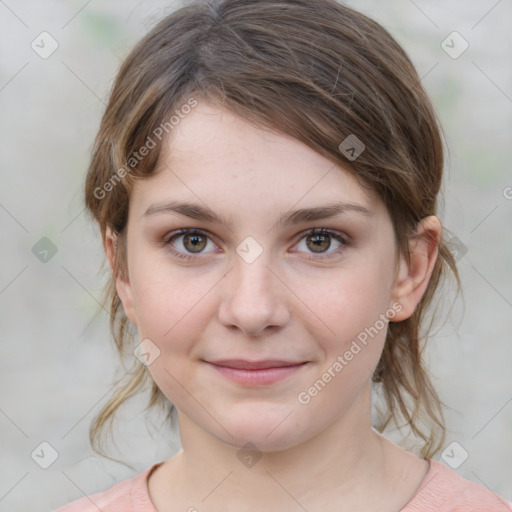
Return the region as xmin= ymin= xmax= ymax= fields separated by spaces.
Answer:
xmin=105 ymin=100 xmax=441 ymax=512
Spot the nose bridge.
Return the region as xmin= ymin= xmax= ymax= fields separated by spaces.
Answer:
xmin=235 ymin=252 xmax=275 ymax=297
xmin=219 ymin=246 xmax=289 ymax=335
xmin=232 ymin=234 xmax=278 ymax=297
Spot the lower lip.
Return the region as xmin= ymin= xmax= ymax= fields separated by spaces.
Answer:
xmin=206 ymin=363 xmax=308 ymax=385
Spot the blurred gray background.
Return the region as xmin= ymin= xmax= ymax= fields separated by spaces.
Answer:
xmin=0 ymin=0 xmax=511 ymax=510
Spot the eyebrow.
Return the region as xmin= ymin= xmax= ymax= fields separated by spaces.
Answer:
xmin=142 ymin=199 xmax=374 ymax=226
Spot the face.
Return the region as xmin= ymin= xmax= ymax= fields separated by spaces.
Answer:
xmin=112 ymin=100 xmax=418 ymax=452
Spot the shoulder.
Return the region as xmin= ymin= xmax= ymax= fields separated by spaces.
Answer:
xmin=52 ymin=463 xmax=161 ymax=512
xmin=403 ymin=459 xmax=512 ymax=511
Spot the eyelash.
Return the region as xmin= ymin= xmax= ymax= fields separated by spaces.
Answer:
xmin=162 ymin=228 xmax=349 ymax=262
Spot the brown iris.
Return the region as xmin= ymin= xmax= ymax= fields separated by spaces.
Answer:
xmin=306 ymin=232 xmax=331 ymax=253
xmin=183 ymin=232 xmax=207 ymax=253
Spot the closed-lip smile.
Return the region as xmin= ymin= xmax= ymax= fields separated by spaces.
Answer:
xmin=203 ymin=359 xmax=309 ymax=386
xmin=206 ymin=359 xmax=307 ymax=370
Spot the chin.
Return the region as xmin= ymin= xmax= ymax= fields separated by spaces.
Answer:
xmin=211 ymin=407 xmax=309 ymax=452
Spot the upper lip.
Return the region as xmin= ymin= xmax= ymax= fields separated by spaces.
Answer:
xmin=206 ymin=359 xmax=307 ymax=370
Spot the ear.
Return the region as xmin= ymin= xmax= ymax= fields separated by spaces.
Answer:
xmin=104 ymin=226 xmax=138 ymax=326
xmin=389 ymin=216 xmax=441 ymax=322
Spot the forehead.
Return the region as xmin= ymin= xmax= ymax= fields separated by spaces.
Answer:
xmin=131 ymin=100 xmax=384 ymax=221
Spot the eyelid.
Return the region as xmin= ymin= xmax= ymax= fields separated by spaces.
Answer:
xmin=162 ymin=227 xmax=349 ymax=261
xmin=163 ymin=228 xmax=218 ymax=247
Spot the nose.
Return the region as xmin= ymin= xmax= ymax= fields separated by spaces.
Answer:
xmin=218 ymin=254 xmax=290 ymax=337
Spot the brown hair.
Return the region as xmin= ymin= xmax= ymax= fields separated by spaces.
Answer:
xmin=84 ymin=0 xmax=461 ymax=462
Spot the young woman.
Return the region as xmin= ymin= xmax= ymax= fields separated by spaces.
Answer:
xmin=54 ymin=0 xmax=512 ymax=510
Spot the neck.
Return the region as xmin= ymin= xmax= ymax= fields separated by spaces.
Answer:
xmin=169 ymin=384 xmax=393 ymax=511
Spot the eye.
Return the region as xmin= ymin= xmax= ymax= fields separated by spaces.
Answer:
xmin=163 ymin=229 xmax=218 ymax=261
xmin=292 ymin=228 xmax=348 ymax=260
xmin=163 ymin=227 xmax=348 ymax=262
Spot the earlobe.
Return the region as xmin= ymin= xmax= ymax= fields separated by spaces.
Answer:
xmin=389 ymin=216 xmax=441 ymax=322
xmin=104 ymin=227 xmax=138 ymax=326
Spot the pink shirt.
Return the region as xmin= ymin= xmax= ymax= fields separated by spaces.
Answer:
xmin=53 ymin=459 xmax=512 ymax=511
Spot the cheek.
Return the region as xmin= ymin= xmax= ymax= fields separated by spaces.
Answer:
xmin=130 ymin=258 xmax=215 ymax=341
xmin=300 ymin=268 xmax=392 ymax=399
xmin=307 ymin=264 xmax=391 ymax=338
xmin=296 ymin=272 xmax=390 ymax=416
xmin=130 ymin=269 xmax=214 ymax=406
